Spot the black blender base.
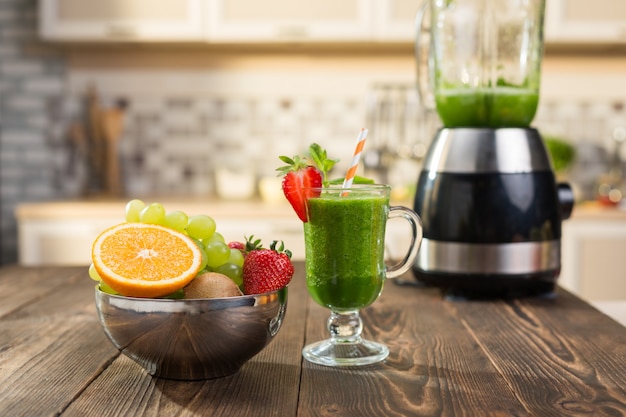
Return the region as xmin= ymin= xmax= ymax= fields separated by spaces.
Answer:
xmin=412 ymin=268 xmax=557 ymax=299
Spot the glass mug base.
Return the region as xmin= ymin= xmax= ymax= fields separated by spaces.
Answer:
xmin=302 ymin=310 xmax=388 ymax=367
xmin=302 ymin=338 xmax=389 ymax=367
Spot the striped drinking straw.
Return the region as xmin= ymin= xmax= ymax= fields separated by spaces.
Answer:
xmin=341 ymin=128 xmax=368 ymax=195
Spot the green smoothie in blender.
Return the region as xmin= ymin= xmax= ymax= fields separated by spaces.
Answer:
xmin=435 ymin=87 xmax=539 ymax=128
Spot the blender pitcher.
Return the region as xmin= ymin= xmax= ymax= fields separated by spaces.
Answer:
xmin=415 ymin=0 xmax=546 ymax=128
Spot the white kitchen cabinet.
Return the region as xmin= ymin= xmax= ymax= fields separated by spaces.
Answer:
xmin=545 ymin=0 xmax=626 ymax=44
xmin=18 ymin=217 xmax=121 ymax=266
xmin=205 ymin=0 xmax=373 ymax=42
xmin=559 ymin=209 xmax=626 ymax=301
xmin=373 ymin=0 xmax=626 ymax=45
xmin=371 ymin=0 xmax=626 ymax=45
xmin=373 ymin=0 xmax=421 ymax=41
xmin=38 ymin=0 xmax=205 ymax=42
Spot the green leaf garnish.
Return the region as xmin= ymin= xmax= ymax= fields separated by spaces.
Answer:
xmin=328 ymin=175 xmax=376 ymax=185
xmin=308 ymin=143 xmax=338 ymax=186
xmin=277 ymin=143 xmax=375 ymax=188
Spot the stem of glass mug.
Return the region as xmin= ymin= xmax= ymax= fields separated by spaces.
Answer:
xmin=328 ymin=311 xmax=363 ymax=344
xmin=385 ymin=206 xmax=423 ymax=279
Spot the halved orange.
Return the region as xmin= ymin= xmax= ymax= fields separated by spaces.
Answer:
xmin=92 ymin=222 xmax=203 ymax=298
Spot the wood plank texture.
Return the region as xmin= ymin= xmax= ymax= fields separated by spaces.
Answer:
xmin=454 ymin=290 xmax=626 ymax=416
xmin=299 ymin=278 xmax=626 ymax=416
xmin=0 ymin=266 xmax=120 ymax=417
xmin=0 ymin=265 xmax=84 ymax=317
xmin=299 ymin=282 xmax=532 ymax=417
xmin=0 ymin=264 xmax=624 ymax=416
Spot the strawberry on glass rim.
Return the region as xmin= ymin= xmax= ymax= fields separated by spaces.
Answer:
xmin=278 ymin=143 xmax=374 ymax=222
xmin=277 ymin=144 xmax=331 ymax=222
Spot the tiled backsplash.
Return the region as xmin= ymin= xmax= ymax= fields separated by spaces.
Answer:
xmin=39 ymin=87 xmax=626 ymax=201
xmin=45 ymin=93 xmax=371 ymax=198
xmin=120 ymin=95 xmax=365 ymax=197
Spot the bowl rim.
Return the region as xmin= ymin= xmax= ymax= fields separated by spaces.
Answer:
xmin=94 ymin=284 xmax=287 ymax=303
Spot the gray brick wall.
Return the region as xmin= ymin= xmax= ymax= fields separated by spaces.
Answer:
xmin=0 ymin=0 xmax=67 ymax=264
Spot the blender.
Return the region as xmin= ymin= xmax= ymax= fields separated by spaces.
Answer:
xmin=412 ymin=0 xmax=574 ymax=297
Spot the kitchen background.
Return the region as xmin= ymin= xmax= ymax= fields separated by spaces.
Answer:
xmin=1 ymin=0 xmax=626 ymax=295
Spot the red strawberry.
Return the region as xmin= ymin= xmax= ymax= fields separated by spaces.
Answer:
xmin=277 ymin=155 xmax=323 ymax=222
xmin=243 ymin=240 xmax=294 ymax=295
xmin=228 ymin=235 xmax=262 ymax=256
xmin=227 ymin=241 xmax=245 ymax=251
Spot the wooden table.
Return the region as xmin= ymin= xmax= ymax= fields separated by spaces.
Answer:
xmin=1 ymin=263 xmax=624 ymax=416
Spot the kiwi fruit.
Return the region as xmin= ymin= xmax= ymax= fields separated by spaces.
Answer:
xmin=183 ymin=272 xmax=243 ymax=299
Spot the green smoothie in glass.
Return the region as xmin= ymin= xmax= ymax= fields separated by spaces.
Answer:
xmin=304 ymin=190 xmax=388 ymax=312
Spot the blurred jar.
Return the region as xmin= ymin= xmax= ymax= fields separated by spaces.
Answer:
xmin=258 ymin=176 xmax=284 ymax=204
xmin=214 ymin=154 xmax=256 ymax=200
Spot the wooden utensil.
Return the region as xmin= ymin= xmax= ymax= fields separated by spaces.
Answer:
xmin=100 ymin=107 xmax=125 ymax=196
xmin=68 ymin=122 xmax=88 ymax=193
xmin=86 ymin=85 xmax=105 ymax=192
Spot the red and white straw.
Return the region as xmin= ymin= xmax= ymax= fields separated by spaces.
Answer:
xmin=342 ymin=127 xmax=368 ymax=191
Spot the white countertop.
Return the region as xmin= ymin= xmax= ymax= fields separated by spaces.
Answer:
xmin=15 ymin=197 xmax=626 ymax=221
xmin=15 ymin=197 xmax=296 ymax=220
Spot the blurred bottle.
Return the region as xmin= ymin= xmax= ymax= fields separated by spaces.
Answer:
xmin=596 ymin=127 xmax=626 ymax=206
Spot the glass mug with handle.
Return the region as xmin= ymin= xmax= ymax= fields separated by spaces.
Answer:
xmin=302 ymin=184 xmax=423 ymax=366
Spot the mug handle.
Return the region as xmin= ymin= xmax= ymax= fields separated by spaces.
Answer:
xmin=385 ymin=206 xmax=423 ymax=279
